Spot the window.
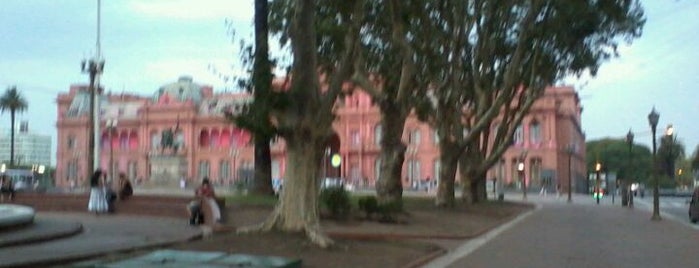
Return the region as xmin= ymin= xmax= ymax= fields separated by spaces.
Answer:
xmin=407 ymin=160 xmax=421 ymax=188
xmin=67 ymin=136 xmax=75 ymax=150
xmin=220 ymin=160 xmax=231 ymax=182
xmin=374 ymin=125 xmax=382 ymax=145
xmin=198 ymin=160 xmax=210 ymax=180
xmin=350 ymin=130 xmax=360 ymax=146
xmin=120 ymin=132 xmax=128 ymax=149
xmin=433 ymin=159 xmax=441 ymax=184
xmin=530 ymin=158 xmax=542 ymax=187
xmin=151 ymin=131 xmax=160 ymax=149
xmin=127 ymin=161 xmax=137 ymax=180
xmin=514 ymin=125 xmax=523 ymax=145
xmin=529 ymin=121 xmax=541 ymax=144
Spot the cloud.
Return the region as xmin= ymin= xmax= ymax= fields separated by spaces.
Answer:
xmin=128 ymin=0 xmax=252 ymax=21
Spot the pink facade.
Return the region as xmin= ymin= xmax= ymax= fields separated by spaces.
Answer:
xmin=56 ymin=77 xmax=585 ymax=193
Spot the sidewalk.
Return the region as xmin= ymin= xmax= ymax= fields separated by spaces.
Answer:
xmin=0 ymin=212 xmax=202 ymax=268
xmin=424 ymin=192 xmax=699 ymax=268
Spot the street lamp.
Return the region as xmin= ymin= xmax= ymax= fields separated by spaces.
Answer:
xmin=665 ymin=124 xmax=675 ymax=179
xmin=566 ymin=144 xmax=577 ymax=203
xmin=595 ymin=162 xmax=602 ymax=204
xmin=648 ymin=107 xmax=661 ymax=221
xmin=106 ymin=118 xmax=118 ymax=184
xmin=81 ymin=57 xmax=105 ymax=179
xmin=518 ymin=161 xmax=525 ymax=200
xmin=518 ymin=151 xmax=527 ymax=200
xmin=626 ymin=129 xmax=634 ymax=207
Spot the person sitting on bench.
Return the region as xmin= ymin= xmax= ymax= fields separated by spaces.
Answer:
xmin=0 ymin=175 xmax=14 ymax=202
xmin=188 ymin=177 xmax=221 ymax=224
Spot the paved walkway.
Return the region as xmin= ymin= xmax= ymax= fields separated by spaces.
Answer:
xmin=424 ymin=193 xmax=699 ymax=268
xmin=0 ymin=212 xmax=202 ymax=268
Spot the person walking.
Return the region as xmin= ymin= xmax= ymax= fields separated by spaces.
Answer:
xmin=87 ymin=169 xmax=108 ymax=214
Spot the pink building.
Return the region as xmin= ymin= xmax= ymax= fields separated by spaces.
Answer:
xmin=56 ymin=77 xmax=585 ymax=193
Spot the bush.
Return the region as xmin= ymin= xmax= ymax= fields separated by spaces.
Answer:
xmin=357 ymin=196 xmax=379 ymax=219
xmin=377 ymin=200 xmax=403 ymax=223
xmin=357 ymin=196 xmax=403 ymax=223
xmin=320 ymin=186 xmax=351 ymax=220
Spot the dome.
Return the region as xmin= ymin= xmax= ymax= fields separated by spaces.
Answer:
xmin=153 ymin=76 xmax=203 ymax=104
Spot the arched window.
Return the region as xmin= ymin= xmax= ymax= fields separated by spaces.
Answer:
xmin=119 ymin=131 xmax=128 ymax=149
xmin=220 ymin=128 xmax=232 ymax=147
xmin=514 ymin=125 xmax=524 ymax=145
xmin=129 ymin=131 xmax=138 ymax=150
xmin=210 ymin=129 xmax=220 ymax=148
xmin=529 ymin=121 xmax=541 ymax=144
xmin=199 ymin=129 xmax=210 ymax=147
xmin=101 ymin=132 xmax=110 ymax=149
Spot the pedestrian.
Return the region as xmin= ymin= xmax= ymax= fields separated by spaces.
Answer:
xmin=87 ymin=169 xmax=108 ymax=214
xmin=556 ymin=183 xmax=561 ymax=198
xmin=190 ymin=177 xmax=221 ymax=223
xmin=117 ymin=172 xmax=133 ymax=200
xmin=0 ymin=175 xmax=15 ymax=202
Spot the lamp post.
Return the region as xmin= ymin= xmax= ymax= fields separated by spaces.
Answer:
xmin=665 ymin=124 xmax=675 ymax=180
xmin=625 ymin=129 xmax=634 ymax=207
xmin=566 ymin=144 xmax=576 ymax=203
xmin=518 ymin=161 xmax=525 ymax=200
xmin=106 ymin=118 xmax=118 ymax=184
xmin=595 ymin=162 xmax=602 ymax=204
xmin=648 ymin=107 xmax=661 ymax=221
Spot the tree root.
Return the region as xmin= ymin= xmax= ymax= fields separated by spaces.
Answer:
xmin=305 ymin=225 xmax=334 ymax=248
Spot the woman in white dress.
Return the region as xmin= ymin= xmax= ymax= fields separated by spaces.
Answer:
xmin=87 ymin=169 xmax=108 ymax=213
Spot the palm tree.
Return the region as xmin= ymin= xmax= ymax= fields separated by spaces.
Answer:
xmin=0 ymin=86 xmax=28 ymax=167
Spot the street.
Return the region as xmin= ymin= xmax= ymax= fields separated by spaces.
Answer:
xmin=424 ymin=193 xmax=699 ymax=268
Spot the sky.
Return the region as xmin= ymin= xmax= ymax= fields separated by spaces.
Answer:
xmin=0 ymin=0 xmax=698 ymax=166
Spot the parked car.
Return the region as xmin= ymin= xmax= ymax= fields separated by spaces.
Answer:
xmin=688 ymin=188 xmax=699 ymax=223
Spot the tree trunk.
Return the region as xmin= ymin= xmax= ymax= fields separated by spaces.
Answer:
xmin=376 ymin=103 xmax=407 ymax=207
xmin=241 ymin=137 xmax=333 ymax=247
xmin=458 ymin=160 xmax=489 ymax=204
xmin=435 ymin=143 xmax=460 ymax=207
xmin=10 ymin=111 xmax=15 ymax=167
xmin=249 ymin=0 xmax=274 ymax=195
xmin=251 ymin=135 xmax=274 ymax=195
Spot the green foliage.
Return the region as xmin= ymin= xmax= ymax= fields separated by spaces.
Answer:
xmin=357 ymin=196 xmax=379 ymax=219
xmin=376 ymin=200 xmax=403 ymax=223
xmin=586 ymin=138 xmax=652 ymax=184
xmin=320 ymin=186 xmax=352 ymax=220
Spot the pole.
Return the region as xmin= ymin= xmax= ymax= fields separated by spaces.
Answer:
xmin=649 ymin=108 xmax=661 ymax=220
xmin=109 ymin=125 xmax=114 ymax=183
xmin=596 ymin=169 xmax=601 ymax=204
xmin=567 ymin=150 xmax=572 ymax=203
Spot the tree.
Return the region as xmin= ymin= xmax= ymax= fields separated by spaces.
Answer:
xmin=226 ymin=0 xmax=276 ymax=196
xmin=415 ymin=0 xmax=645 ymax=206
xmin=658 ymin=134 xmax=684 ymax=179
xmin=350 ymin=0 xmax=425 ymax=208
xmin=0 ymin=86 xmax=28 ymax=167
xmin=586 ymin=138 xmax=652 ymax=185
xmin=240 ymin=0 xmax=364 ymax=247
